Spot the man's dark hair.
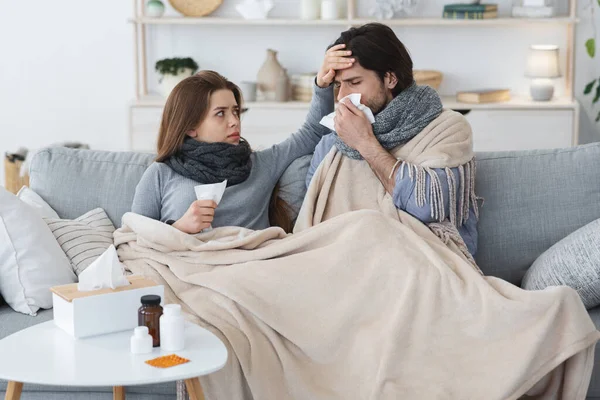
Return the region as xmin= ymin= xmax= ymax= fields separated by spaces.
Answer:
xmin=329 ymin=23 xmax=413 ymax=96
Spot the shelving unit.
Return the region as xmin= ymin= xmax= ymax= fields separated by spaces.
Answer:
xmin=129 ymin=0 xmax=581 ymax=150
xmin=129 ymin=16 xmax=579 ymax=26
xmin=135 ymin=92 xmax=578 ymax=110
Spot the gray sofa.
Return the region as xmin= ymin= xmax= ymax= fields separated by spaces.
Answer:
xmin=2 ymin=144 xmax=600 ymax=399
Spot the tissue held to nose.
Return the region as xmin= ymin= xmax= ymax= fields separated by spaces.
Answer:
xmin=319 ymin=93 xmax=375 ymax=132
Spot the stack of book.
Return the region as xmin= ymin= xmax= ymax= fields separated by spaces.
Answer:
xmin=456 ymin=88 xmax=511 ymax=104
xmin=290 ymin=73 xmax=316 ymax=102
xmin=442 ymin=3 xmax=498 ymax=19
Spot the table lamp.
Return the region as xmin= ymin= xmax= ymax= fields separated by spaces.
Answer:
xmin=525 ymin=44 xmax=561 ymax=101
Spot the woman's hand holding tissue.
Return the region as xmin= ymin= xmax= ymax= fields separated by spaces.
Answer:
xmin=172 ymin=200 xmax=217 ymax=234
xmin=316 ymin=44 xmax=355 ymax=88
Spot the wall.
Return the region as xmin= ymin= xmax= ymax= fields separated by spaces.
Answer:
xmin=0 ymin=0 xmax=134 ymax=185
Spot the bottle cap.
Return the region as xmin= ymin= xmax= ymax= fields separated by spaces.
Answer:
xmin=134 ymin=326 xmax=149 ymax=337
xmin=163 ymin=303 xmax=182 ymax=316
xmin=140 ymin=295 xmax=161 ymax=305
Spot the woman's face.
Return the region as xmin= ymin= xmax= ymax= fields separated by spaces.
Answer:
xmin=187 ymin=89 xmax=241 ymax=145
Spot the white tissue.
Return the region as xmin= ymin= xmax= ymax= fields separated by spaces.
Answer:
xmin=319 ymin=93 xmax=376 ymax=131
xmin=194 ymin=180 xmax=227 ymax=204
xmin=77 ymin=245 xmax=130 ymax=291
xmin=194 ymin=180 xmax=227 ymax=231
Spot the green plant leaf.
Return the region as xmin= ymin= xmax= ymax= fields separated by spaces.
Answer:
xmin=155 ymin=57 xmax=199 ymax=75
xmin=585 ymin=79 xmax=597 ymax=95
xmin=596 ymin=110 xmax=600 ymax=122
xmin=593 ymin=82 xmax=600 ymax=103
xmin=586 ymin=39 xmax=596 ymax=58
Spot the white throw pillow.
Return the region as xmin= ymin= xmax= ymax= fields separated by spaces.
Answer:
xmin=16 ymin=186 xmax=60 ymax=219
xmin=0 ymin=187 xmax=76 ymax=315
xmin=43 ymin=208 xmax=116 ymax=276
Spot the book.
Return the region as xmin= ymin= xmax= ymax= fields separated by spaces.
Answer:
xmin=456 ymin=89 xmax=510 ymax=103
xmin=443 ymin=3 xmax=498 ymax=12
xmin=443 ymin=10 xmax=498 ymax=18
xmin=511 ymin=5 xmax=554 ymax=17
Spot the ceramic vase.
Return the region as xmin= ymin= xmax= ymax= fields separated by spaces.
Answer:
xmin=256 ymin=49 xmax=284 ymax=101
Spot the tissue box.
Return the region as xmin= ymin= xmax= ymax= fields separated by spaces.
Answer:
xmin=51 ymin=275 xmax=164 ymax=339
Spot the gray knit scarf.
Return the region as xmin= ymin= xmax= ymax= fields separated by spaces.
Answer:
xmin=334 ymin=82 xmax=443 ymax=159
xmin=164 ymin=137 xmax=252 ymax=187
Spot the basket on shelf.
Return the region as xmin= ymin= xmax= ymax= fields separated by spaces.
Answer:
xmin=414 ymin=70 xmax=443 ymax=90
xmin=4 ymin=156 xmax=29 ymax=194
xmin=168 ymin=0 xmax=223 ymax=16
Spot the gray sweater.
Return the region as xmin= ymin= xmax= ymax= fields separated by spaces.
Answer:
xmin=131 ymin=82 xmax=334 ymax=229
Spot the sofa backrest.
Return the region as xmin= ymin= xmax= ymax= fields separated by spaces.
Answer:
xmin=474 ymin=143 xmax=600 ymax=285
xmin=30 ymin=144 xmax=600 ymax=286
xmin=30 ymin=148 xmax=155 ymax=227
xmin=29 ymin=147 xmax=311 ymax=228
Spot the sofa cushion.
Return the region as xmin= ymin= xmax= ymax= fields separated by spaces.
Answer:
xmin=0 ymin=188 xmax=76 ymax=315
xmin=0 ymin=304 xmax=53 ymax=340
xmin=522 ymin=218 xmax=600 ymax=309
xmin=474 ymin=143 xmax=600 ymax=285
xmin=29 ymin=148 xmax=155 ymax=228
xmin=278 ymin=155 xmax=311 ymax=217
xmin=44 ymin=208 xmax=115 ymax=276
xmin=17 ymin=186 xmax=60 ymax=219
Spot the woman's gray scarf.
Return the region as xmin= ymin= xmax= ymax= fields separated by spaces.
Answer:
xmin=334 ymin=82 xmax=443 ymax=159
xmin=164 ymin=137 xmax=252 ymax=187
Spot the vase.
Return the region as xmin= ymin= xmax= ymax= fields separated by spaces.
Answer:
xmin=158 ymin=68 xmax=195 ymax=97
xmin=146 ymin=0 xmax=165 ymax=17
xmin=256 ymin=49 xmax=285 ymax=101
xmin=300 ymin=0 xmax=320 ymax=19
xmin=275 ymin=69 xmax=290 ymax=102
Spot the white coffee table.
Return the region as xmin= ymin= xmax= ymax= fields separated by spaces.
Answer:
xmin=0 ymin=320 xmax=227 ymax=400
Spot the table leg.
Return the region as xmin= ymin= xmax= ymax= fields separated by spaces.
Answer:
xmin=184 ymin=378 xmax=205 ymax=400
xmin=4 ymin=382 xmax=23 ymax=400
xmin=113 ymin=386 xmax=125 ymax=400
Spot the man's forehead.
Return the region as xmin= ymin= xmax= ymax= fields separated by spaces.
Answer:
xmin=335 ymin=65 xmax=365 ymax=82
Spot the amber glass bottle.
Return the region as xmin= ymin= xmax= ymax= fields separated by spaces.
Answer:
xmin=138 ymin=295 xmax=163 ymax=347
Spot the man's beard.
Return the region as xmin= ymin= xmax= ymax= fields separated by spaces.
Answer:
xmin=364 ymin=81 xmax=389 ymax=115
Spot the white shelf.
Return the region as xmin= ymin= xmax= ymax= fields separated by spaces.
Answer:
xmin=129 ymin=17 xmax=350 ymax=26
xmin=441 ymin=95 xmax=577 ymax=110
xmin=129 ymin=16 xmax=578 ymax=26
xmin=132 ymin=94 xmax=577 ymax=110
xmin=351 ymin=17 xmax=579 ymax=26
xmin=132 ymin=94 xmax=313 ymax=109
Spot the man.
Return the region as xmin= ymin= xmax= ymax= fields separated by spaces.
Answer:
xmin=306 ymin=23 xmax=478 ymax=256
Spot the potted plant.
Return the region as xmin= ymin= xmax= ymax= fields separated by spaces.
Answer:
xmin=155 ymin=57 xmax=199 ymax=97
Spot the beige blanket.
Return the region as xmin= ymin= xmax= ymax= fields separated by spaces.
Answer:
xmin=115 ymin=111 xmax=600 ymax=400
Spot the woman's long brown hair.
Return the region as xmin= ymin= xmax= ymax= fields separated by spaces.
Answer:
xmin=156 ymin=70 xmax=294 ymax=232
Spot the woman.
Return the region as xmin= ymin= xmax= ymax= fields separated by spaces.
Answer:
xmin=131 ymin=44 xmax=354 ymax=233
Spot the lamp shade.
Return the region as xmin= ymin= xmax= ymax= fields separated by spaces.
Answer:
xmin=525 ymin=45 xmax=561 ymax=78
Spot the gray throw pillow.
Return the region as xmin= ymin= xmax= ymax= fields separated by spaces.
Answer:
xmin=43 ymin=208 xmax=116 ymax=276
xmin=522 ymin=218 xmax=600 ymax=309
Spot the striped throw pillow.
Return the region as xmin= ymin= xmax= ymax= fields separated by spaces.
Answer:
xmin=44 ymin=208 xmax=116 ymax=276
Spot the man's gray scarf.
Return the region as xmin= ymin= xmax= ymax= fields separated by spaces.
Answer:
xmin=164 ymin=137 xmax=252 ymax=187
xmin=334 ymin=83 xmax=443 ymax=159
